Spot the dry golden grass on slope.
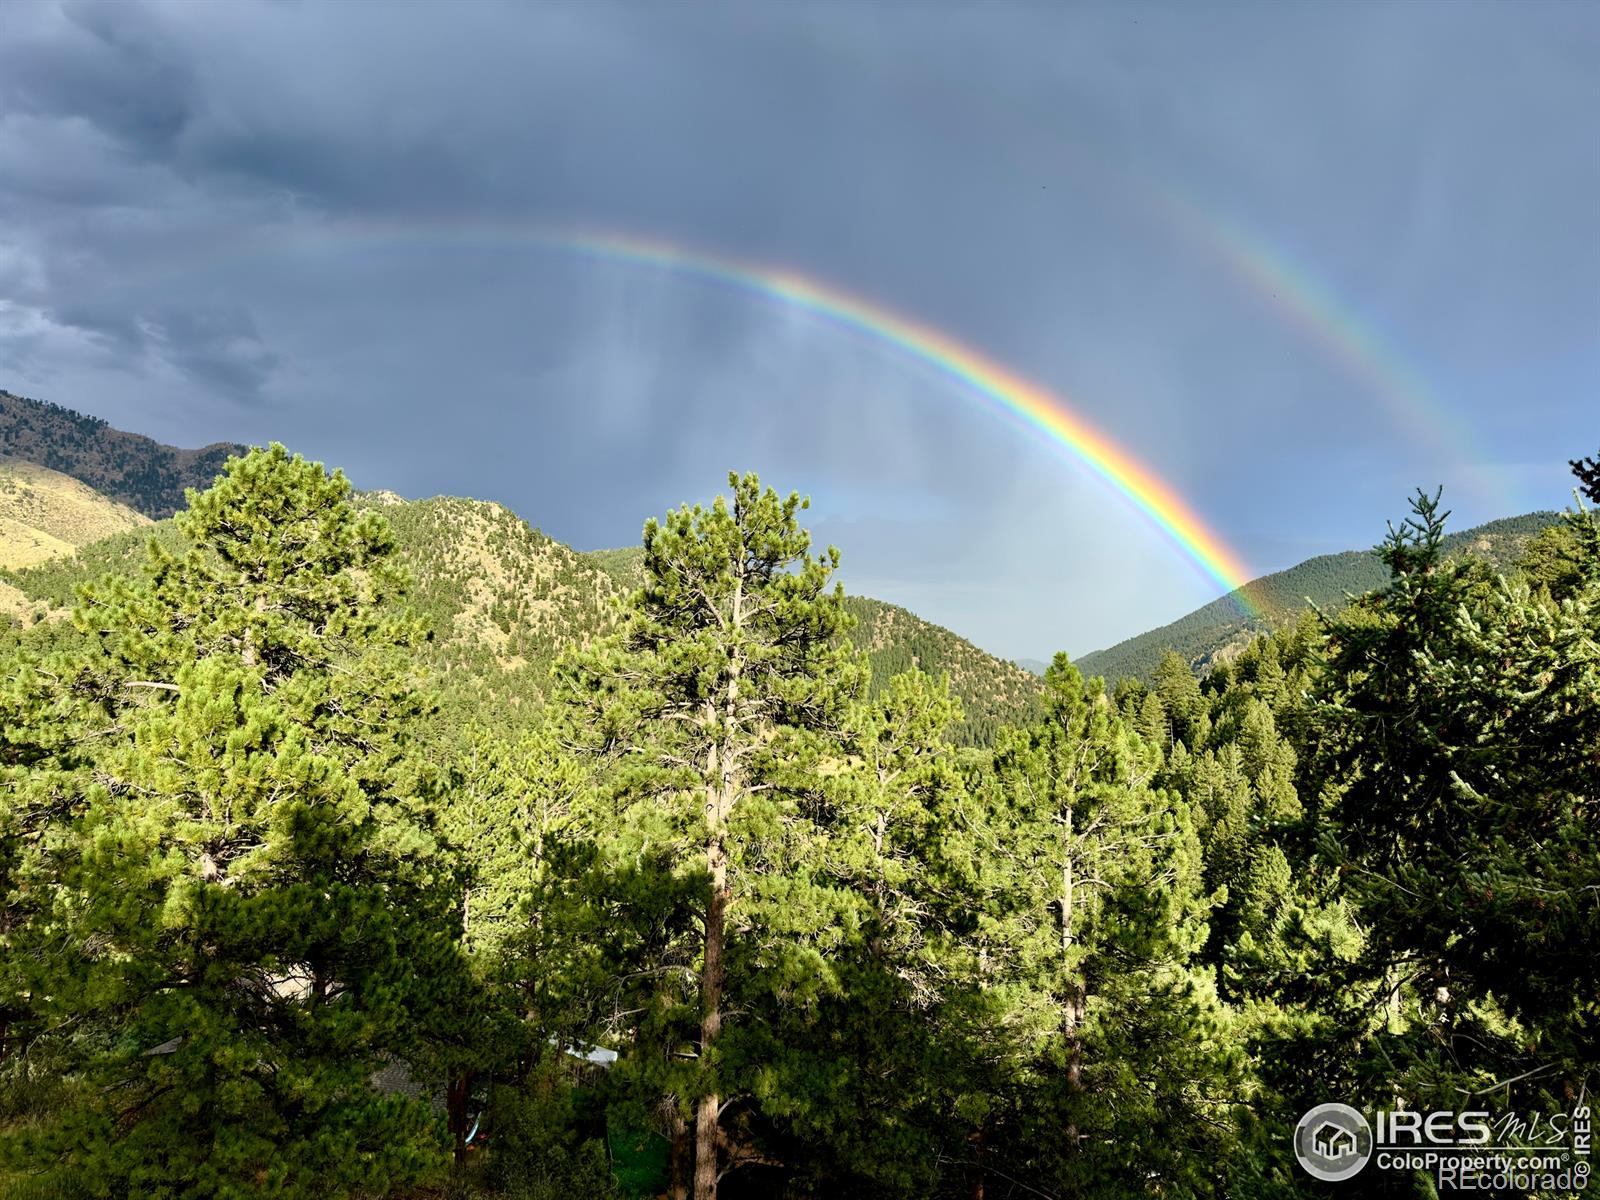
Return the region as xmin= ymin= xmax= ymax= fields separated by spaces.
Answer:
xmin=0 ymin=390 xmax=245 ymax=518
xmin=0 ymin=578 xmax=38 ymax=620
xmin=0 ymin=459 xmax=150 ymax=570
xmin=0 ymin=516 xmax=76 ymax=570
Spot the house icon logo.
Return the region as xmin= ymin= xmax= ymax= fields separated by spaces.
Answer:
xmin=1294 ymin=1103 xmax=1373 ymax=1181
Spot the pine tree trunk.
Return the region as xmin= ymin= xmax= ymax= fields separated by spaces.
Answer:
xmin=1060 ymin=804 xmax=1075 ymax=956
xmin=447 ymin=1070 xmax=470 ymax=1164
xmin=1060 ymin=806 xmax=1084 ymax=1147
xmin=241 ymin=592 xmax=266 ymax=668
xmin=1065 ymin=988 xmax=1085 ymax=1096
xmin=694 ymin=843 xmax=726 ymax=1200
xmin=694 ymin=558 xmax=744 ymax=1200
xmin=670 ymin=1107 xmax=692 ymax=1200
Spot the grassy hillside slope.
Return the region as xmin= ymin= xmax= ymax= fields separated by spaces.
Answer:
xmin=0 ymin=390 xmax=245 ymax=518
xmin=1077 ymin=511 xmax=1561 ymax=682
xmin=0 ymin=460 xmax=149 ymax=570
xmin=1 ymin=492 xmax=622 ymax=731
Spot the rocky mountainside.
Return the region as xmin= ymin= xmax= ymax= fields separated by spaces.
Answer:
xmin=0 ymin=390 xmax=245 ymax=518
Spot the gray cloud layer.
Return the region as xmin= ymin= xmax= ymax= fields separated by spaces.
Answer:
xmin=2 ymin=0 xmax=1595 ymax=657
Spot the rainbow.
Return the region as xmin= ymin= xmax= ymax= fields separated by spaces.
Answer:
xmin=122 ymin=220 xmax=1260 ymax=606
xmin=811 ymin=47 xmax=1502 ymax=508
xmin=1146 ymin=193 xmax=1505 ymax=508
xmin=550 ymin=230 xmax=1256 ymax=602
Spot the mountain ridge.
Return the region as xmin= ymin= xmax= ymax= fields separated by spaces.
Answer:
xmin=1075 ymin=510 xmax=1561 ymax=682
xmin=0 ymin=390 xmax=246 ymax=518
xmin=0 ymin=386 xmax=1559 ymax=714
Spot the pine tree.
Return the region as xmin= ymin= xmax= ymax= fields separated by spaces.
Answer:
xmin=978 ymin=655 xmax=1244 ymax=1195
xmin=556 ymin=472 xmax=862 ymax=1200
xmin=440 ymin=723 xmax=590 ymax=969
xmin=1569 ymin=446 xmax=1600 ymax=504
xmin=426 ymin=721 xmax=599 ymax=1159
xmin=5 ymin=445 xmax=468 ymax=1198
xmin=0 ymin=623 xmax=107 ymax=1083
xmin=1311 ymin=487 xmax=1600 ymax=1116
xmin=743 ymin=669 xmax=982 ymax=1196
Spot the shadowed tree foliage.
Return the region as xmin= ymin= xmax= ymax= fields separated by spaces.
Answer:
xmin=1307 ymin=487 xmax=1600 ymax=1133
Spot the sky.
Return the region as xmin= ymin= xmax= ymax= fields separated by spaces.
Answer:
xmin=1 ymin=0 xmax=1596 ymax=661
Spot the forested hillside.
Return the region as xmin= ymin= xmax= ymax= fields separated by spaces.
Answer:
xmin=369 ymin=494 xmax=622 ymax=730
xmin=0 ymin=519 xmax=185 ymax=616
xmin=1078 ymin=510 xmax=1560 ymax=681
xmin=0 ymin=390 xmax=244 ymax=518
xmin=0 ymin=492 xmax=618 ymax=728
xmin=3 ymin=467 xmax=1562 ymax=751
xmin=4 ymin=446 xmax=1594 ymax=1200
xmin=841 ymin=595 xmax=1042 ymax=743
xmin=0 ymin=482 xmax=1039 ymax=747
xmin=584 ymin=545 xmax=1045 ymax=744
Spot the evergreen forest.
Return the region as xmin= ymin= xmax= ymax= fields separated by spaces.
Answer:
xmin=2 ymin=443 xmax=1596 ymax=1200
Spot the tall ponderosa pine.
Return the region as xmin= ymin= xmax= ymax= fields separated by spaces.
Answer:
xmin=979 ymin=655 xmax=1242 ymax=1196
xmin=6 ymin=445 xmax=467 ymax=1198
xmin=743 ymin=670 xmax=982 ymax=1197
xmin=557 ymin=472 xmax=861 ymax=1200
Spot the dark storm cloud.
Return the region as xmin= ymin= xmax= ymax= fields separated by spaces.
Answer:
xmin=1 ymin=0 xmax=195 ymax=157
xmin=1 ymin=0 xmax=1595 ymax=657
xmin=145 ymin=304 xmax=280 ymax=399
xmin=45 ymin=300 xmax=145 ymax=356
